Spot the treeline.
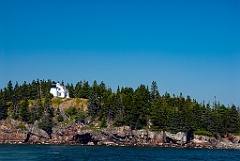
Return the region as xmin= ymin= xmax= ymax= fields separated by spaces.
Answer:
xmin=66 ymin=80 xmax=240 ymax=136
xmin=0 ymin=80 xmax=240 ymax=137
xmin=0 ymin=80 xmax=54 ymax=136
xmin=1 ymin=79 xmax=52 ymax=102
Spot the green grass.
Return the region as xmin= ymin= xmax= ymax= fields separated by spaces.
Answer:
xmin=52 ymin=98 xmax=64 ymax=105
xmin=194 ymin=130 xmax=213 ymax=137
xmin=64 ymin=98 xmax=72 ymax=102
xmin=233 ymin=132 xmax=240 ymax=136
xmin=28 ymin=100 xmax=35 ymax=104
xmin=82 ymin=124 xmax=100 ymax=132
xmin=16 ymin=124 xmax=27 ymax=131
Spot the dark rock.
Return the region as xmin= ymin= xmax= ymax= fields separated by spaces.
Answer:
xmin=1 ymin=121 xmax=240 ymax=150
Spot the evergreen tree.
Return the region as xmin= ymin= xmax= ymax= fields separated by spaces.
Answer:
xmin=20 ymin=81 xmax=30 ymax=100
xmin=99 ymin=89 xmax=116 ymax=127
xmin=19 ymin=99 xmax=31 ymax=123
xmin=168 ymin=109 xmax=180 ymax=133
xmin=13 ymin=81 xmax=20 ymax=98
xmin=92 ymin=80 xmax=99 ymax=95
xmin=217 ymin=105 xmax=228 ymax=136
xmin=150 ymin=81 xmax=160 ymax=100
xmin=151 ymin=98 xmax=170 ymax=131
xmin=5 ymin=80 xmax=13 ymax=101
xmin=38 ymin=94 xmax=54 ymax=137
xmin=66 ymin=83 xmax=75 ymax=98
xmin=75 ymin=108 xmax=87 ymax=124
xmin=7 ymin=80 xmax=13 ymax=93
xmin=29 ymin=80 xmax=39 ymax=99
xmin=81 ymin=81 xmax=90 ymax=99
xmin=57 ymin=107 xmax=64 ymax=123
xmin=73 ymin=81 xmax=81 ymax=98
xmin=227 ymin=105 xmax=239 ymax=134
xmin=3 ymin=87 xmax=11 ymax=102
xmin=192 ymin=103 xmax=202 ymax=130
xmin=113 ymin=92 xmax=125 ymax=127
xmin=11 ymin=93 xmax=21 ymax=120
xmin=31 ymin=99 xmax=44 ymax=122
xmin=118 ymin=87 xmax=134 ymax=127
xmin=0 ymin=91 xmax=8 ymax=120
xmin=87 ymin=91 xmax=99 ymax=117
xmin=132 ymin=85 xmax=150 ymax=129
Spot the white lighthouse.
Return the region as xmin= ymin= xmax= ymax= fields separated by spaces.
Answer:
xmin=50 ymin=81 xmax=70 ymax=98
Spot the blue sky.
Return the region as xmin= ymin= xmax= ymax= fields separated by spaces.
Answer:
xmin=0 ymin=0 xmax=239 ymax=106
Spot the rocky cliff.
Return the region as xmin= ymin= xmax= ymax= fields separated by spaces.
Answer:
xmin=0 ymin=121 xmax=240 ymax=150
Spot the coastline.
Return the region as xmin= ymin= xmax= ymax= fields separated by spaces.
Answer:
xmin=0 ymin=141 xmax=240 ymax=150
xmin=1 ymin=124 xmax=239 ymax=150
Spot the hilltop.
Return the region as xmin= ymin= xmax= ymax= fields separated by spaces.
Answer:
xmin=51 ymin=98 xmax=88 ymax=111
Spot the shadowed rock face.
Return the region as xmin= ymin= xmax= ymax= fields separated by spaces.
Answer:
xmin=74 ymin=133 xmax=91 ymax=144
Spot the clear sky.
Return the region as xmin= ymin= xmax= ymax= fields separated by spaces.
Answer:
xmin=0 ymin=0 xmax=239 ymax=106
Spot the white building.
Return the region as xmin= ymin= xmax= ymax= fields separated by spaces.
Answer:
xmin=50 ymin=82 xmax=70 ymax=98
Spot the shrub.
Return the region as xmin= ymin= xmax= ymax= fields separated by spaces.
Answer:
xmin=58 ymin=115 xmax=64 ymax=123
xmin=65 ymin=106 xmax=77 ymax=116
xmin=100 ymin=117 xmax=107 ymax=128
xmin=16 ymin=124 xmax=27 ymax=131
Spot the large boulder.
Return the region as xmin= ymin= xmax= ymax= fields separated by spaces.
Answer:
xmin=132 ymin=130 xmax=148 ymax=143
xmin=148 ymin=131 xmax=164 ymax=144
xmin=165 ymin=132 xmax=187 ymax=145
xmin=29 ymin=126 xmax=50 ymax=139
xmin=193 ymin=135 xmax=216 ymax=143
xmin=228 ymin=134 xmax=240 ymax=143
xmin=133 ymin=130 xmax=148 ymax=139
xmin=90 ymin=130 xmax=108 ymax=143
xmin=116 ymin=126 xmax=132 ymax=138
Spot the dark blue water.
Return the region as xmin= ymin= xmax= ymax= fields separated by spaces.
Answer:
xmin=0 ymin=145 xmax=239 ymax=161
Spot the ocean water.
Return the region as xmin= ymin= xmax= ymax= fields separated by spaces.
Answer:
xmin=0 ymin=145 xmax=239 ymax=161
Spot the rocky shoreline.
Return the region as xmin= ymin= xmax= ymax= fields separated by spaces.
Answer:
xmin=1 ymin=122 xmax=240 ymax=150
